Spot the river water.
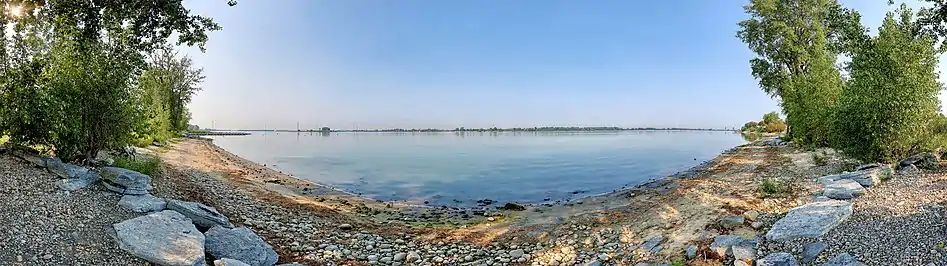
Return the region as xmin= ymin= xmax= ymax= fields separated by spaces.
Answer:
xmin=211 ymin=131 xmax=745 ymax=206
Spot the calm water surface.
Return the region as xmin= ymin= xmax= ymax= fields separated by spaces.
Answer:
xmin=211 ymin=131 xmax=745 ymax=206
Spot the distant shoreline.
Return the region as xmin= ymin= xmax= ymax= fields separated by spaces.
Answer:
xmin=204 ymin=127 xmax=738 ymax=133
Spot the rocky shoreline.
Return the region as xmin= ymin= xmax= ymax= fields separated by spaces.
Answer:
xmin=2 ymin=137 xmax=945 ymax=265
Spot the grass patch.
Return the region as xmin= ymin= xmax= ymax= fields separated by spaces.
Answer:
xmin=670 ymin=260 xmax=684 ymax=266
xmin=0 ymin=135 xmax=9 ymax=146
xmin=880 ymin=170 xmax=893 ymax=181
xmin=812 ymin=151 xmax=828 ymax=166
xmin=759 ymin=178 xmax=789 ymax=198
xmin=113 ymin=156 xmax=162 ymax=176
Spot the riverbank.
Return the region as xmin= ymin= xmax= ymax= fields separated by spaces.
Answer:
xmin=151 ymin=138 xmax=849 ymax=265
xmin=4 ymin=137 xmax=943 ymax=265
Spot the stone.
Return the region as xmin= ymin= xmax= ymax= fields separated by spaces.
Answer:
xmin=817 ymin=165 xmax=892 ymax=187
xmin=898 ymin=164 xmax=920 ymax=175
xmin=405 ymin=251 xmax=421 ymax=263
xmin=215 ymin=258 xmax=251 ymax=266
xmin=743 ymin=210 xmax=760 ymax=221
xmin=732 ymin=244 xmax=755 ymax=261
xmin=98 ymin=167 xmax=153 ymax=195
xmin=46 ymin=157 xmax=69 ymax=178
xmin=338 ymin=223 xmax=353 ymax=230
xmin=275 ymin=264 xmax=305 ymax=266
xmin=57 ymin=171 xmax=100 ymax=191
xmin=499 ymin=202 xmax=526 ymax=211
xmin=900 ymin=152 xmax=938 ymax=169
xmin=166 ymin=199 xmax=232 ymax=231
xmin=64 ymin=164 xmax=89 ymax=178
xmin=823 ymin=179 xmax=865 ymax=200
xmin=119 ymin=194 xmax=167 ymax=213
xmin=113 ymin=210 xmax=205 ymax=266
xmin=205 ymin=226 xmax=278 ymax=266
xmin=820 ymin=253 xmax=865 ymax=266
xmin=509 ymin=249 xmax=525 ymax=258
xmin=710 ymin=235 xmax=745 ymax=257
xmin=757 ymin=252 xmax=799 ymax=266
xmin=801 ymin=242 xmax=827 ymax=263
xmin=721 ymin=215 xmax=745 ymax=228
xmin=765 ymin=199 xmax=853 ymax=241
xmin=393 ymin=252 xmax=407 ymax=261
xmin=639 ymin=236 xmax=664 ymax=253
xmin=686 ymin=245 xmax=698 ymax=259
xmin=16 ymin=151 xmax=48 ymax=168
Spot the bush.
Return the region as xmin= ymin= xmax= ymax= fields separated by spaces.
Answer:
xmin=113 ymin=156 xmax=162 ymax=176
xmin=812 ymin=151 xmax=828 ymax=166
xmin=763 ymin=121 xmax=788 ymax=133
xmin=759 ymin=178 xmax=788 ymax=198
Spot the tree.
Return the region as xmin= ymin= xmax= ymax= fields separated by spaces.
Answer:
xmin=0 ymin=0 xmax=226 ymax=161
xmin=140 ymin=46 xmax=205 ymax=133
xmin=737 ymin=0 xmax=863 ymax=146
xmin=762 ymin=111 xmax=783 ymax=125
xmin=833 ymin=5 xmax=942 ymax=162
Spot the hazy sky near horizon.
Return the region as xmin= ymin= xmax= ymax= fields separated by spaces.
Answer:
xmin=180 ymin=0 xmax=942 ymax=130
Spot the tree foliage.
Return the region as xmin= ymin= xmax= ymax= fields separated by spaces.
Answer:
xmin=0 ymin=1 xmax=224 ymax=161
xmin=833 ymin=5 xmax=943 ymax=162
xmin=737 ymin=0 xmax=858 ymax=145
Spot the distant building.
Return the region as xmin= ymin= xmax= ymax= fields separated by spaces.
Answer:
xmin=187 ymin=124 xmax=200 ymax=130
xmin=321 ymin=127 xmax=331 ymax=132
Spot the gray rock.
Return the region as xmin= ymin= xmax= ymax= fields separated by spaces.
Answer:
xmin=119 ymin=194 xmax=167 ymax=213
xmin=509 ymin=249 xmax=525 ymax=258
xmin=765 ymin=199 xmax=853 ymax=241
xmin=113 ymin=210 xmax=205 ymax=266
xmin=732 ymin=244 xmax=755 ymax=261
xmin=710 ymin=235 xmax=745 ymax=257
xmin=166 ymin=199 xmax=232 ymax=231
xmin=639 ymin=236 xmax=664 ymax=253
xmin=758 ymin=252 xmax=799 ymax=266
xmin=215 ymin=258 xmax=251 ymax=266
xmin=16 ymin=151 xmax=48 ymax=168
xmin=823 ymin=179 xmax=865 ymax=200
xmin=686 ymin=245 xmax=698 ymax=259
xmin=393 ymin=252 xmax=407 ymax=261
xmin=721 ymin=215 xmax=745 ymax=228
xmin=898 ymin=164 xmax=920 ymax=175
xmin=274 ymin=264 xmax=305 ymax=266
xmin=98 ymin=167 xmax=153 ymax=195
xmin=820 ymin=253 xmax=866 ymax=266
xmin=64 ymin=164 xmax=89 ymax=178
xmin=205 ymin=226 xmax=278 ymax=266
xmin=46 ymin=157 xmax=68 ymax=178
xmin=584 ymin=261 xmax=604 ymax=266
xmin=817 ymin=165 xmax=892 ymax=187
xmin=899 ymin=152 xmax=937 ymax=169
xmin=406 ymin=251 xmax=421 ymax=263
xmin=743 ymin=210 xmax=760 ymax=221
xmin=57 ymin=171 xmax=100 ymax=191
xmin=801 ymin=242 xmax=827 ymax=263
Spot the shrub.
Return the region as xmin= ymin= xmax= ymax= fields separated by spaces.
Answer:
xmin=113 ymin=156 xmax=162 ymax=176
xmin=763 ymin=121 xmax=788 ymax=133
xmin=812 ymin=152 xmax=828 ymax=166
xmin=759 ymin=178 xmax=788 ymax=198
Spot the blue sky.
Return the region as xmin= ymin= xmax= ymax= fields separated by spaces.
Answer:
xmin=180 ymin=0 xmax=938 ymax=130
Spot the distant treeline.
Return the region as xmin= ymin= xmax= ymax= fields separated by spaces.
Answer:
xmin=242 ymin=127 xmax=736 ymax=133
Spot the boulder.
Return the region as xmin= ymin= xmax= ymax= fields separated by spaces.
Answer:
xmin=214 ymin=258 xmax=251 ymax=266
xmin=15 ymin=151 xmax=48 ymax=168
xmin=765 ymin=199 xmax=852 ymax=241
xmin=898 ymin=164 xmax=920 ymax=176
xmin=98 ymin=167 xmax=153 ymax=195
xmin=899 ymin=152 xmax=938 ymax=169
xmin=816 ymin=165 xmax=892 ymax=187
xmin=205 ymin=226 xmax=278 ymax=266
xmin=823 ymin=179 xmax=865 ymax=200
xmin=57 ymin=171 xmax=101 ymax=191
xmin=113 ymin=210 xmax=205 ymax=266
xmin=64 ymin=164 xmax=89 ymax=178
xmin=801 ymin=241 xmax=827 ymax=263
xmin=758 ymin=252 xmax=799 ymax=266
xmin=732 ymin=244 xmax=756 ymax=262
xmin=46 ymin=157 xmax=69 ymax=178
xmin=119 ymin=194 xmax=167 ymax=213
xmin=166 ymin=200 xmax=232 ymax=231
xmin=743 ymin=210 xmax=760 ymax=221
xmin=820 ymin=253 xmax=866 ymax=266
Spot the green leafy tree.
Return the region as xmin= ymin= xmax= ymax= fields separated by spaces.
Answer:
xmin=833 ymin=5 xmax=942 ymax=162
xmin=762 ymin=111 xmax=783 ymax=125
xmin=737 ymin=0 xmax=863 ymax=146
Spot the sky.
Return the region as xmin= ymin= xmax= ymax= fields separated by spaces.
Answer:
xmin=179 ymin=0 xmax=941 ymax=130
